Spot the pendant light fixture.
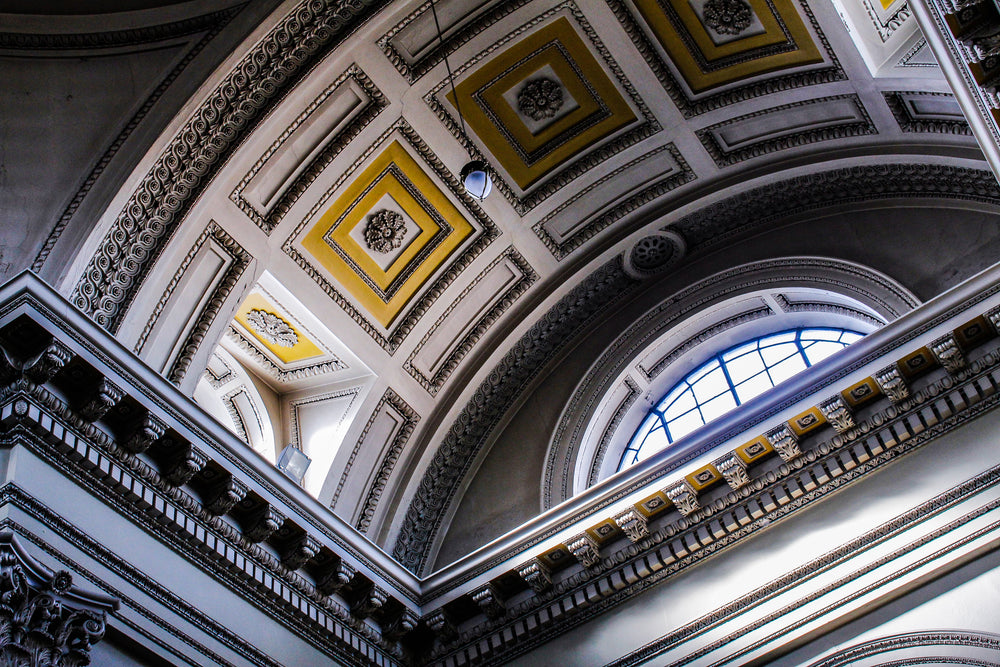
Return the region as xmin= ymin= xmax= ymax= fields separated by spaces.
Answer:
xmin=430 ymin=0 xmax=493 ymax=200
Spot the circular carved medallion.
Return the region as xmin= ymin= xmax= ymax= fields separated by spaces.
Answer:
xmin=517 ymin=78 xmax=564 ymax=121
xmin=702 ymin=0 xmax=753 ymax=35
xmin=364 ymin=209 xmax=407 ymax=253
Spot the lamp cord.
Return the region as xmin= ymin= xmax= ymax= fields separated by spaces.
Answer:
xmin=429 ymin=0 xmax=471 ymax=154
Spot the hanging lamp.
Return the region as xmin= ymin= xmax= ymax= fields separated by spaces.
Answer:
xmin=430 ymin=0 xmax=493 ymax=200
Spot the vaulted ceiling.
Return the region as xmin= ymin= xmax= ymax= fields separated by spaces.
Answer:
xmin=4 ymin=0 xmax=1000 ymax=576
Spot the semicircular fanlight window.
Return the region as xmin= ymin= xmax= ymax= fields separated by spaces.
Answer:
xmin=619 ymin=327 xmax=863 ymax=470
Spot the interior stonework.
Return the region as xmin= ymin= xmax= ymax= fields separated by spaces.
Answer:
xmin=3 ymin=0 xmax=1000 ymax=664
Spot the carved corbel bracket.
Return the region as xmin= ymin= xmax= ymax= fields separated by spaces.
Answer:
xmin=471 ymin=582 xmax=506 ymax=619
xmin=665 ymin=481 xmax=700 ymax=517
xmin=280 ymin=533 xmax=320 ymax=571
xmin=122 ymin=411 xmax=167 ymax=454
xmin=78 ymin=377 xmax=124 ymax=422
xmin=766 ymin=424 xmax=802 ymax=461
xmin=875 ymin=365 xmax=910 ymax=403
xmin=715 ymin=454 xmax=750 ymax=490
xmin=567 ymin=533 xmax=601 ymax=568
xmin=516 ymin=559 xmax=552 ymax=593
xmin=818 ymin=395 xmax=855 ymax=433
xmin=614 ymin=508 xmax=650 ymax=542
xmin=23 ymin=339 xmax=73 ymax=385
xmin=930 ymin=334 xmax=967 ymax=374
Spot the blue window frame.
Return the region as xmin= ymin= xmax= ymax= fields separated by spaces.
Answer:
xmin=618 ymin=327 xmax=863 ymax=470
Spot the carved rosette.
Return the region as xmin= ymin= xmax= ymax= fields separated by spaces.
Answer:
xmin=363 ymin=210 xmax=407 ymax=254
xmin=766 ymin=425 xmax=802 ymax=461
xmin=702 ymin=0 xmax=753 ymax=35
xmin=245 ymin=309 xmax=298 ymax=347
xmin=818 ymin=396 xmax=855 ymax=433
xmin=517 ymin=78 xmax=564 ymax=121
xmin=875 ymin=365 xmax=909 ymax=403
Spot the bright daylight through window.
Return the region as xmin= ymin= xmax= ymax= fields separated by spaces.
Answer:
xmin=619 ymin=328 xmax=863 ymax=469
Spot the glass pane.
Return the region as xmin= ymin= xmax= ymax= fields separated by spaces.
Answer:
xmin=635 ymin=425 xmax=670 ymax=462
xmin=760 ymin=342 xmax=798 ymax=366
xmin=692 ymin=366 xmax=730 ymax=403
xmin=666 ymin=408 xmax=706 ymax=442
xmin=722 ymin=340 xmax=758 ymax=361
xmin=734 ymin=371 xmax=775 ymax=403
xmin=700 ymin=392 xmax=738 ymax=422
xmin=803 ymin=340 xmax=849 ymax=365
xmin=688 ymin=358 xmax=720 ymax=384
xmin=725 ymin=350 xmax=766 ymax=383
xmin=768 ymin=355 xmax=807 ymax=383
xmin=804 ymin=328 xmax=842 ymax=341
xmin=662 ymin=387 xmax=697 ymax=420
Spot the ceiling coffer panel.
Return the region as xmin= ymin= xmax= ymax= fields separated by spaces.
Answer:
xmin=428 ymin=3 xmax=660 ymax=214
xmin=610 ymin=0 xmax=843 ymax=116
xmin=283 ymin=120 xmax=499 ymax=353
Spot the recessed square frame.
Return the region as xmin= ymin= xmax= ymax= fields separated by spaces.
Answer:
xmin=283 ymin=121 xmax=499 ymax=353
xmin=301 ymin=140 xmax=473 ymax=328
xmin=427 ymin=3 xmax=658 ymax=214
xmin=630 ymin=0 xmax=824 ymax=93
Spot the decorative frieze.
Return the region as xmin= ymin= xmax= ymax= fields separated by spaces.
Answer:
xmin=516 ymin=559 xmax=552 ymax=593
xmin=818 ymin=396 xmax=855 ymax=433
xmin=875 ymin=365 xmax=910 ymax=403
xmin=614 ymin=508 xmax=650 ymax=542
xmin=567 ymin=533 xmax=602 ymax=568
xmin=766 ymin=424 xmax=802 ymax=461
xmin=930 ymin=334 xmax=967 ymax=374
xmin=715 ymin=454 xmax=750 ymax=490
xmin=665 ymin=481 xmax=700 ymax=516
xmin=471 ymin=582 xmax=506 ymax=619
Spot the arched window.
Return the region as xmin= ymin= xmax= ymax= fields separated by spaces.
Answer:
xmin=618 ymin=328 xmax=863 ymax=469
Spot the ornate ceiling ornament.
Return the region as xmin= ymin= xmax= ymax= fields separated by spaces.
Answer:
xmin=702 ymin=0 xmax=754 ymax=35
xmin=245 ymin=309 xmax=298 ymax=347
xmin=517 ymin=78 xmax=564 ymax=121
xmin=363 ymin=209 xmax=407 ymax=254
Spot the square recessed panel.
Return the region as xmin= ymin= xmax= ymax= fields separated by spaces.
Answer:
xmin=633 ymin=0 xmax=823 ymax=93
xmin=234 ymin=293 xmax=324 ymax=365
xmin=301 ymin=140 xmax=474 ymax=328
xmin=448 ymin=16 xmax=637 ymax=190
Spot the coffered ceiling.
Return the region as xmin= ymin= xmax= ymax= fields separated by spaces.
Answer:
xmin=6 ymin=0 xmax=996 ymax=574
